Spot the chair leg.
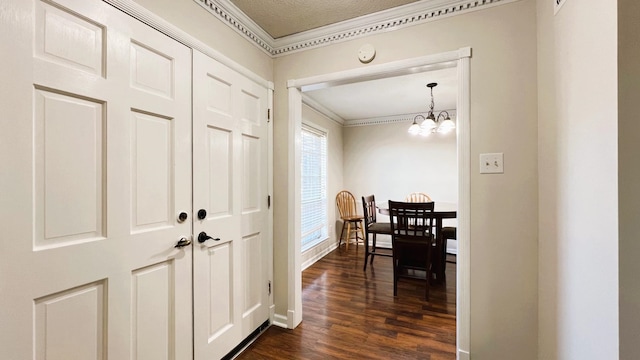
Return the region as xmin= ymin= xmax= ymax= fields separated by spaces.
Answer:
xmin=351 ymin=221 xmax=360 ymax=253
xmin=345 ymin=222 xmax=352 ymax=251
xmin=392 ymin=250 xmax=399 ymax=296
xmin=357 ymin=221 xmax=365 ymax=246
xmin=370 ymin=234 xmax=377 ymax=264
xmin=440 ymin=238 xmax=448 ymax=281
xmin=339 ymin=221 xmax=347 ymax=247
xmin=363 ymin=232 xmax=369 ymax=271
xmin=425 ymin=247 xmax=431 ymax=300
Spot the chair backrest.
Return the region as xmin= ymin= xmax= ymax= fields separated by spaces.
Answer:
xmin=388 ymin=200 xmax=435 ymax=240
xmin=361 ymin=195 xmax=377 ymax=227
xmin=336 ymin=191 xmax=358 ymax=219
xmin=405 ymin=192 xmax=432 ymax=202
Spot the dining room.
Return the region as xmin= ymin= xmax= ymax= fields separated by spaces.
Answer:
xmin=299 ymin=65 xmax=459 ymax=269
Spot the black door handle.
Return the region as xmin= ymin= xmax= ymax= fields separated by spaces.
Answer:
xmin=198 ymin=231 xmax=220 ymax=243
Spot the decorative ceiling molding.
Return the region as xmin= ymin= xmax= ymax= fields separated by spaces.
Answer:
xmin=344 ymin=110 xmax=456 ymax=127
xmin=194 ymin=0 xmax=519 ymax=57
xmin=301 ymin=94 xmax=345 ymax=126
xmin=300 ymin=91 xmax=458 ymax=128
xmin=196 ymin=0 xmax=274 ymax=56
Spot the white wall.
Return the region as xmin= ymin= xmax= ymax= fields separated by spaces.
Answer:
xmin=537 ymin=0 xmax=619 ymax=358
xmin=273 ymin=1 xmax=539 ymax=358
xmin=343 ymin=120 xmax=458 ymax=249
xmin=300 ymin=104 xmax=344 ymax=269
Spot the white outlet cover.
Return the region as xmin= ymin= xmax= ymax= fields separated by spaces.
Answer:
xmin=480 ymin=153 xmax=504 ymax=174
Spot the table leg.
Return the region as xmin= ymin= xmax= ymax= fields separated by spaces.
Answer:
xmin=434 ymin=217 xmax=445 ymax=283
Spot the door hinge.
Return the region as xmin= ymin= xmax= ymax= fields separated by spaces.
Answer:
xmin=268 ymin=280 xmax=272 ymax=296
xmin=267 ymin=108 xmax=271 ymax=123
xmin=267 ymin=195 xmax=271 ymax=209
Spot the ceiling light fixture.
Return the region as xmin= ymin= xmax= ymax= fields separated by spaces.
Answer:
xmin=408 ymin=82 xmax=456 ymax=136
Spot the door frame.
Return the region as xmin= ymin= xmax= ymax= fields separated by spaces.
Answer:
xmin=286 ymin=47 xmax=471 ymax=359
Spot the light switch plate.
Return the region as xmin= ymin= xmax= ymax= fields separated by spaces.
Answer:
xmin=480 ymin=153 xmax=504 ymax=174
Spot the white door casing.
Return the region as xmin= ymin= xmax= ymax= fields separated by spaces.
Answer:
xmin=0 ymin=0 xmax=192 ymax=359
xmin=287 ymin=48 xmax=471 ymax=357
xmin=192 ymin=50 xmax=271 ymax=360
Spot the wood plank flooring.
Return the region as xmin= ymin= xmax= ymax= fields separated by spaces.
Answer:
xmin=235 ymin=244 xmax=456 ymax=360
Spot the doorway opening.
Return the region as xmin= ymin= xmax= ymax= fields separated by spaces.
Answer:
xmin=287 ymin=47 xmax=471 ymax=358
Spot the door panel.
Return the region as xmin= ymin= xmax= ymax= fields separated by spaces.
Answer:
xmin=132 ymin=261 xmax=175 ymax=360
xmin=34 ymin=89 xmax=105 ymax=247
xmin=131 ymin=111 xmax=174 ymax=232
xmin=0 ymin=1 xmax=192 ymax=359
xmin=207 ymin=242 xmax=234 ymax=336
xmin=193 ymin=50 xmax=270 ymax=360
xmin=34 ymin=280 xmax=107 ymax=360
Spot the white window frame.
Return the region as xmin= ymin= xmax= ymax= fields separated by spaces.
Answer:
xmin=300 ymin=122 xmax=328 ymax=251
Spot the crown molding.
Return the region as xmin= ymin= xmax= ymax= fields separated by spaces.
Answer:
xmin=196 ymin=0 xmax=274 ymax=56
xmin=194 ymin=0 xmax=519 ymax=57
xmin=344 ymin=110 xmax=456 ymax=127
xmin=301 ymin=94 xmax=345 ymax=126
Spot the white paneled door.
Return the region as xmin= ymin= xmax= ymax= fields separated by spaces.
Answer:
xmin=192 ymin=51 xmax=271 ymax=360
xmin=1 ymin=0 xmax=192 ymax=359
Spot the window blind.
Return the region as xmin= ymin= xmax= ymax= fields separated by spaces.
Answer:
xmin=301 ymin=124 xmax=328 ymax=250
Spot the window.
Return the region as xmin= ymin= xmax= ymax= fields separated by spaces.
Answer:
xmin=301 ymin=123 xmax=328 ymax=250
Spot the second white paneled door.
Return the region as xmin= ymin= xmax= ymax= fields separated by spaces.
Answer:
xmin=192 ymin=51 xmax=271 ymax=360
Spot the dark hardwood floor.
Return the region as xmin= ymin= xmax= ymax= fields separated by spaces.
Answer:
xmin=235 ymin=244 xmax=456 ymax=360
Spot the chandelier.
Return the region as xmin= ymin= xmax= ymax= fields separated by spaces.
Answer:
xmin=408 ymin=82 xmax=456 ymax=136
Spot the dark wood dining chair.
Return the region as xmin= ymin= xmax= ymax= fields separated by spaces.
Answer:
xmin=336 ymin=191 xmax=365 ymax=250
xmin=405 ymin=192 xmax=443 ymax=280
xmin=361 ymin=195 xmax=392 ymax=271
xmin=388 ymin=200 xmax=435 ymax=300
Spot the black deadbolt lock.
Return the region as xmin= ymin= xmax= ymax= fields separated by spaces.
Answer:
xmin=178 ymin=212 xmax=188 ymax=222
xmin=197 ymin=209 xmax=207 ymax=220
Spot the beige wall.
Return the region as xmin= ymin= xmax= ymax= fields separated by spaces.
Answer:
xmin=618 ymin=0 xmax=640 ymax=358
xmin=537 ymin=0 xmax=619 ymax=358
xmin=343 ymin=121 xmax=458 ymax=204
xmin=343 ymin=121 xmax=458 ymax=249
xmin=132 ymin=0 xmax=273 ymax=80
xmin=300 ymin=105 xmax=344 ymax=268
xmin=273 ymin=0 xmax=539 ymax=358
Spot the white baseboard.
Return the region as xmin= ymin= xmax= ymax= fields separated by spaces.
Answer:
xmin=301 ymin=241 xmax=338 ymax=270
xmin=287 ymin=310 xmax=297 ymax=328
xmin=458 ymin=349 xmax=470 ymax=360
xmin=272 ymin=313 xmax=288 ymax=328
xmin=447 ymin=239 xmax=458 ymax=255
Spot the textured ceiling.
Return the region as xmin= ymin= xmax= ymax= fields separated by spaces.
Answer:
xmin=305 ymin=67 xmax=457 ymax=121
xmin=229 ymin=0 xmax=420 ymax=38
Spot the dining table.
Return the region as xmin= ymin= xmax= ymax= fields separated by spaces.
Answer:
xmin=377 ymin=201 xmax=457 ymax=283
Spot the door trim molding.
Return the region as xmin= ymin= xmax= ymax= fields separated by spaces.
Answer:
xmin=286 ymin=47 xmax=471 ymax=357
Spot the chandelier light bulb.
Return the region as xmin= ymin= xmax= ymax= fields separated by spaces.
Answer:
xmin=408 ymin=120 xmax=421 ymax=135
